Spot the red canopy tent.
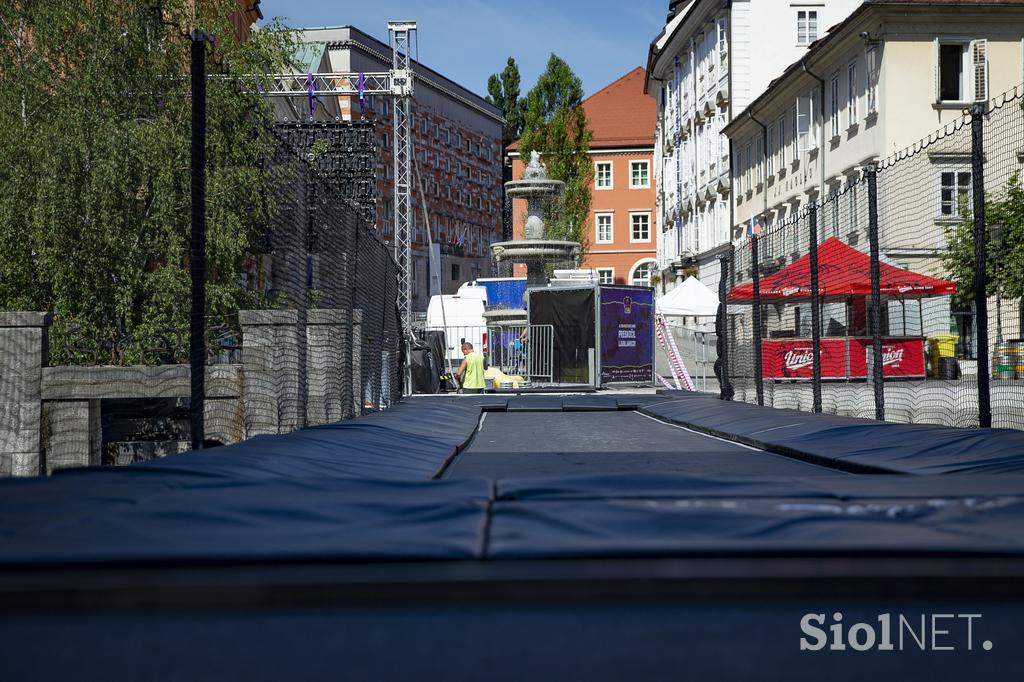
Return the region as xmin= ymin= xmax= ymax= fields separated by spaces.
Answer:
xmin=728 ymin=237 xmax=956 ymax=302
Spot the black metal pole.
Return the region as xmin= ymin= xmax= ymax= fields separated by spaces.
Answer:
xmin=972 ymin=105 xmax=992 ymax=428
xmin=808 ymin=203 xmax=822 ymax=412
xmin=750 ymin=232 xmax=764 ymax=406
xmin=865 ymin=163 xmax=884 ymax=421
xmin=189 ymin=32 xmax=207 ymax=450
xmin=717 ymin=252 xmax=733 ymax=401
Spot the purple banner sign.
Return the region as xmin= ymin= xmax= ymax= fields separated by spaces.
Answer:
xmin=599 ymin=286 xmax=654 ymax=384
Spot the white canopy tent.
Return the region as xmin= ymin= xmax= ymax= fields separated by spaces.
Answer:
xmin=656 ymin=276 xmax=720 ymax=317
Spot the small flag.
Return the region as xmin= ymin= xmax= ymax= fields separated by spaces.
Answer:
xmin=306 ymin=71 xmax=315 ymax=116
xmin=748 ymin=216 xmax=762 ymax=238
xmin=357 ymin=72 xmax=366 ymax=116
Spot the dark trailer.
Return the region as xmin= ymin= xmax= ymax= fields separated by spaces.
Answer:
xmin=527 ymin=283 xmax=656 ymax=388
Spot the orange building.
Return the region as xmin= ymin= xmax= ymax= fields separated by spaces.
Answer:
xmin=508 ymin=67 xmax=657 ymax=286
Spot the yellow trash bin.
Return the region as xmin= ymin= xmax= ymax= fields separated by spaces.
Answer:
xmin=927 ymin=335 xmax=959 ymax=377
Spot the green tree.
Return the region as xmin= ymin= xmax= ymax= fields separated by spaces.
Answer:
xmin=485 ymin=57 xmax=526 ymax=148
xmin=944 ymin=172 xmax=1024 ymax=308
xmin=517 ymin=54 xmax=593 ymax=252
xmin=0 ymin=1 xmax=294 ymax=364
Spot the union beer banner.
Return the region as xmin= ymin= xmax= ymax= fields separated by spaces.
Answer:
xmin=762 ymin=338 xmax=926 ymax=379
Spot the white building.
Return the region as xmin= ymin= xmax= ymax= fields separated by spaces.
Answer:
xmin=725 ymin=0 xmax=1024 ymax=236
xmin=723 ymin=0 xmax=1024 ymax=345
xmin=645 ymin=0 xmax=860 ymax=291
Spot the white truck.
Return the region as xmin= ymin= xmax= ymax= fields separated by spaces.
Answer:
xmin=425 ymin=286 xmax=488 ymax=368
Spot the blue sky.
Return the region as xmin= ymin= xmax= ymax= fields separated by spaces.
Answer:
xmin=257 ymin=0 xmax=666 ymax=98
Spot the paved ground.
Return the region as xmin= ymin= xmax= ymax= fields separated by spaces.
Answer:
xmin=443 ymin=410 xmax=840 ymax=478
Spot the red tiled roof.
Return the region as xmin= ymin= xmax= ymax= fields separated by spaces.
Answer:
xmin=583 ymin=67 xmax=655 ymax=149
xmin=508 ymin=67 xmax=655 ymax=152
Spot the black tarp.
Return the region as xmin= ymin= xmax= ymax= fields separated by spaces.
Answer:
xmin=528 ymin=287 xmax=595 ymax=384
xmin=409 ymin=343 xmax=441 ymax=394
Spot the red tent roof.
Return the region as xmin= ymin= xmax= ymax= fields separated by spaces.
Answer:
xmin=728 ymin=238 xmax=957 ymax=302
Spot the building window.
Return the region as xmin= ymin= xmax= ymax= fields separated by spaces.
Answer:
xmin=796 ymin=9 xmax=818 ymax=45
xmin=847 ymin=61 xmax=858 ymax=126
xmin=938 ymin=42 xmax=968 ymax=102
xmin=777 ymin=115 xmax=787 ymax=167
xmin=631 ymin=260 xmax=655 ymax=287
xmin=629 ymin=160 xmax=650 ymax=188
xmin=847 ymin=182 xmax=859 ymax=234
xmin=937 ymin=39 xmax=987 ymax=103
xmin=630 ymin=212 xmax=651 ymax=242
xmin=596 ymin=213 xmax=614 ymax=243
xmin=939 ymin=167 xmax=972 ymax=219
xmin=830 ymin=73 xmax=841 ymax=138
xmin=865 ymin=46 xmax=879 ymax=114
xmin=744 ymin=142 xmax=752 ymax=192
xmin=597 ymin=268 xmax=614 ymax=285
xmin=796 ymin=92 xmax=815 ymax=152
xmin=755 ymin=135 xmax=764 ymax=186
xmin=790 ymin=108 xmax=799 ymax=161
xmin=766 ymin=126 xmax=775 ymax=176
xmin=717 ymin=16 xmax=729 ymax=72
xmin=451 ymin=263 xmax=460 ymax=281
xmin=595 ymin=161 xmax=613 ymax=189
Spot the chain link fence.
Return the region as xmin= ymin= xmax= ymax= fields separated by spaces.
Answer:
xmin=719 ymin=86 xmax=1024 ymax=430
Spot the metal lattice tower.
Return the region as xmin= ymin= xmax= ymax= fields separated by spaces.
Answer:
xmin=259 ymin=20 xmax=418 ymax=395
xmin=388 ymin=21 xmax=416 ymax=334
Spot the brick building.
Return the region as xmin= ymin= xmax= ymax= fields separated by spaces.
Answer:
xmin=508 ymin=68 xmax=658 ymax=287
xmin=293 ymin=27 xmax=505 ymax=311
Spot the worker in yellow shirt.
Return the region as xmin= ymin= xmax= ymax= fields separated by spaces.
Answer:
xmin=456 ymin=342 xmax=487 ymax=394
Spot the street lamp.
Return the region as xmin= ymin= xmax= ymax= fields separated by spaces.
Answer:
xmin=989 ymin=222 xmax=1005 ymax=344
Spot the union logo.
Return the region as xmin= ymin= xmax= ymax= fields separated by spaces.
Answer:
xmin=783 ymin=348 xmax=815 ymax=370
xmin=881 ymin=346 xmax=904 ymax=366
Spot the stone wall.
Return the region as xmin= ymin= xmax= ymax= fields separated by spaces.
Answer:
xmin=0 ymin=308 xmax=372 ymax=476
xmin=0 ymin=313 xmax=50 ymax=476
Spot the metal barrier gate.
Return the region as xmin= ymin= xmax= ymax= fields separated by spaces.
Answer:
xmin=487 ymin=324 xmax=555 ymax=386
xmin=421 ymin=323 xmax=555 ymax=386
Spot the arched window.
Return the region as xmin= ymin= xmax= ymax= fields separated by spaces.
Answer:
xmin=631 ymin=260 xmax=656 ymax=287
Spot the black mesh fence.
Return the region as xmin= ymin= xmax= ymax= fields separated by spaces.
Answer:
xmin=0 ymin=3 xmax=402 ymax=476
xmin=263 ymin=120 xmax=402 ymax=429
xmin=720 ymin=86 xmax=1024 ymax=430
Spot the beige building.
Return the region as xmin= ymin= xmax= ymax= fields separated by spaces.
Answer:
xmin=725 ymin=0 xmax=1024 ymax=240
xmin=724 ymin=0 xmax=1024 ymax=349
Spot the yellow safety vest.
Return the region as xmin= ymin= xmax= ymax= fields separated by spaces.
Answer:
xmin=463 ymin=351 xmax=485 ymax=389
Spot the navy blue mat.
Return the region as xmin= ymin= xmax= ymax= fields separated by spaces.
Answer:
xmin=0 ymin=476 xmax=491 ymax=566
xmin=443 ymin=410 xmax=832 ymax=478
xmin=641 ymin=393 xmax=1024 ymax=475
xmin=2 ymin=393 xmax=1024 ymax=566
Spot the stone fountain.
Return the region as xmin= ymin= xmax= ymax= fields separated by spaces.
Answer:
xmin=484 ymin=151 xmax=581 ymax=329
xmin=492 ymin=151 xmax=581 ymax=288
